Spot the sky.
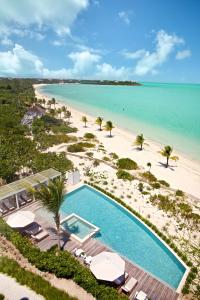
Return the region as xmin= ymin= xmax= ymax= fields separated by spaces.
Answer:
xmin=0 ymin=0 xmax=199 ymax=83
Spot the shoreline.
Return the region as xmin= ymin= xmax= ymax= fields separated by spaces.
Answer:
xmin=33 ymin=83 xmax=200 ymax=200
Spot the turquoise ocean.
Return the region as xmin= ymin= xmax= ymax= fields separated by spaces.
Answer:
xmin=39 ymin=82 xmax=200 ymax=161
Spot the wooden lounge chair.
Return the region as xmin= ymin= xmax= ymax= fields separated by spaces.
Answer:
xmin=31 ymin=230 xmax=48 ymax=242
xmin=134 ymin=291 xmax=148 ymax=300
xmin=73 ymin=248 xmax=85 ymax=257
xmin=21 ymin=194 xmax=32 ymax=203
xmin=122 ymin=277 xmax=138 ymax=293
xmin=4 ymin=199 xmax=15 ymax=211
xmin=18 ymin=196 xmax=26 ymax=206
xmin=84 ymin=255 xmax=93 ymax=265
xmin=0 ymin=203 xmax=9 ymax=215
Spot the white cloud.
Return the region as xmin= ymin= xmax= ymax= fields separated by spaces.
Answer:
xmin=0 ymin=0 xmax=89 ymax=39
xmin=0 ymin=43 xmax=131 ymax=80
xmin=118 ymin=11 xmax=131 ymax=25
xmin=96 ymin=63 xmax=129 ymax=80
xmin=122 ymin=49 xmax=146 ymax=59
xmin=68 ymin=50 xmax=101 ymax=75
xmin=176 ymin=49 xmax=191 ymax=60
xmin=133 ymin=30 xmax=184 ymax=75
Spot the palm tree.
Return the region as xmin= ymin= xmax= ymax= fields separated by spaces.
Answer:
xmin=159 ymin=145 xmax=179 ymax=168
xmin=104 ymin=121 xmax=114 ymax=137
xmin=42 ymin=98 xmax=46 ymax=108
xmin=47 ymin=100 xmax=52 ymax=109
xmin=62 ymin=106 xmax=67 ymax=114
xmin=82 ymin=116 xmax=87 ymax=127
xmin=31 ymin=178 xmax=65 ymax=252
xmin=57 ymin=108 xmax=62 ymax=119
xmin=51 ymin=98 xmax=56 ymax=109
xmin=134 ymin=133 xmax=147 ymax=150
xmin=65 ymin=110 xmax=71 ymax=122
xmin=147 ymin=162 xmax=152 ymax=173
xmin=96 ymin=116 xmax=103 ymax=131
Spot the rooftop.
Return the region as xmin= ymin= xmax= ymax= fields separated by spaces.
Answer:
xmin=0 ymin=168 xmax=61 ymax=201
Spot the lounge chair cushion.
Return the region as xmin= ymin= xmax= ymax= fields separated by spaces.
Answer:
xmin=31 ymin=230 xmax=48 ymax=241
xmin=122 ymin=277 xmax=138 ymax=293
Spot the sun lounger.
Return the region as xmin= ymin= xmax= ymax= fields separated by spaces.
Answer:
xmin=134 ymin=291 xmax=148 ymax=300
xmin=114 ymin=272 xmax=129 ymax=285
xmin=84 ymin=255 xmax=93 ymax=265
xmin=31 ymin=230 xmax=48 ymax=242
xmin=73 ymin=248 xmax=85 ymax=257
xmin=24 ymin=222 xmax=42 ymax=236
xmin=4 ymin=199 xmax=16 ymax=211
xmin=122 ymin=277 xmax=138 ymax=293
xmin=18 ymin=197 xmax=26 ymax=206
xmin=21 ymin=194 xmax=32 ymax=203
xmin=0 ymin=203 xmax=9 ymax=215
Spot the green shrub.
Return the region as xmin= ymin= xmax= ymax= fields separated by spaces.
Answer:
xmin=116 ymin=158 xmax=138 ymax=170
xmin=158 ymin=180 xmax=170 ymax=187
xmin=116 ymin=169 xmax=134 ymax=181
xmin=0 ymin=294 xmax=4 ymax=300
xmin=84 ymin=132 xmax=95 ymax=139
xmin=102 ymin=156 xmax=110 ymax=161
xmin=67 ymin=142 xmax=95 ymax=153
xmin=109 ymin=152 xmax=119 ymax=160
xmin=140 ymin=171 xmax=157 ymax=182
xmin=138 ymin=182 xmax=144 ymax=192
xmin=93 ymin=160 xmax=100 ymax=167
xmin=151 ymin=182 xmax=161 ymax=189
xmin=175 ymin=189 xmax=184 ymax=197
xmin=0 ymin=256 xmax=74 ymax=300
xmin=86 ymin=152 xmax=94 ymax=158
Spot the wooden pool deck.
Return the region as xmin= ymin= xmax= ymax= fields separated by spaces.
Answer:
xmin=9 ymin=202 xmax=179 ymax=300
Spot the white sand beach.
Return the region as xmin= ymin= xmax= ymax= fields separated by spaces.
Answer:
xmin=34 ymin=83 xmax=200 ymax=201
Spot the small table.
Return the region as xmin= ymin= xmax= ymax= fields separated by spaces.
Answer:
xmin=135 ymin=291 xmax=148 ymax=300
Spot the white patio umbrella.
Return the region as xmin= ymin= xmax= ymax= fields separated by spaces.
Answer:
xmin=6 ymin=211 xmax=35 ymax=228
xmin=90 ymin=251 xmax=125 ymax=282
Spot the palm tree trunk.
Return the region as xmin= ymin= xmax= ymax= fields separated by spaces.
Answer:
xmin=166 ymin=156 xmax=169 ymax=168
xmin=141 ymin=143 xmax=143 ymax=150
xmin=55 ymin=214 xmax=61 ymax=252
xmin=110 ymin=130 xmax=112 ymax=137
xmin=100 ymin=124 xmax=102 ymax=131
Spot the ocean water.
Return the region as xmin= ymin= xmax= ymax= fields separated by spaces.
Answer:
xmin=39 ymin=82 xmax=200 ymax=161
xmin=59 ymin=185 xmax=186 ymax=288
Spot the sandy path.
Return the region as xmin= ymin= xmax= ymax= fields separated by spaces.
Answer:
xmin=34 ymin=84 xmax=200 ymax=200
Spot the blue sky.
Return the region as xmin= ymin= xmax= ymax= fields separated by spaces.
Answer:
xmin=0 ymin=0 xmax=199 ymax=82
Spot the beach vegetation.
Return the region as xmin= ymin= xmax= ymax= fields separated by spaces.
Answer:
xmin=81 ymin=116 xmax=88 ymax=127
xmin=102 ymin=156 xmax=110 ymax=161
xmin=67 ymin=142 xmax=94 ymax=153
xmin=95 ymin=116 xmax=103 ymax=131
xmin=134 ymin=133 xmax=148 ymax=150
xmin=175 ymin=189 xmax=184 ymax=197
xmin=62 ymin=105 xmax=67 ymax=113
xmin=159 ymin=145 xmax=179 ymax=168
xmin=31 ymin=178 xmax=65 ymax=252
xmin=31 ymin=152 xmax=73 ymax=175
xmin=116 ymin=169 xmax=134 ymax=181
xmin=150 ymin=182 xmax=161 ymax=189
xmin=138 ymin=182 xmax=144 ymax=192
xmin=140 ymin=171 xmax=157 ymax=182
xmin=117 ymin=158 xmax=138 ymax=170
xmin=84 ymin=132 xmax=95 ymax=139
xmin=104 ymin=120 xmax=114 ymax=137
xmin=158 ymin=179 xmax=170 ymax=187
xmin=86 ymin=152 xmax=93 ymax=158
xmin=34 ymin=133 xmax=77 ymax=150
xmin=109 ymin=152 xmax=119 ymax=160
xmin=93 ymin=160 xmax=100 ymax=167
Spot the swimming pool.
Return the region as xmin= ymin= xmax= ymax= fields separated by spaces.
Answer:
xmin=60 ymin=213 xmax=99 ymax=243
xmin=60 ymin=185 xmax=186 ymax=289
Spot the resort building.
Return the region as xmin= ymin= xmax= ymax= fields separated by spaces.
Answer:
xmin=21 ymin=104 xmax=45 ymax=126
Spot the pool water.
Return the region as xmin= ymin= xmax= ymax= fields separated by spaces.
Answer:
xmin=60 ymin=185 xmax=186 ymax=289
xmin=62 ymin=215 xmax=92 ymax=239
